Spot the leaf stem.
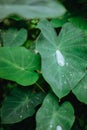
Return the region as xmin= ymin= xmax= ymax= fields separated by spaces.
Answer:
xmin=35 ymin=82 xmax=46 ymax=93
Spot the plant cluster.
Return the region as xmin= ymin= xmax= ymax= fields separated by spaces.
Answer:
xmin=0 ymin=0 xmax=87 ymax=130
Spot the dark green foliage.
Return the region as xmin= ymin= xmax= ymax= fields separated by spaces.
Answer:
xmin=0 ymin=0 xmax=87 ymax=130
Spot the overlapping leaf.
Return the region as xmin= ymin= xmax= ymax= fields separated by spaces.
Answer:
xmin=36 ymin=20 xmax=87 ymax=98
xmin=0 ymin=47 xmax=40 ymax=85
xmin=2 ymin=28 xmax=27 ymax=47
xmin=73 ymin=74 xmax=87 ymax=104
xmin=69 ymin=16 xmax=87 ymax=31
xmin=0 ymin=0 xmax=66 ymax=19
xmin=36 ymin=93 xmax=75 ymax=130
xmin=1 ymin=87 xmax=45 ymax=124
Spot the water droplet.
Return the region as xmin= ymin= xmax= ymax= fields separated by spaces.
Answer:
xmin=50 ymin=125 xmax=53 ymax=128
xmin=66 ymin=62 xmax=68 ymax=66
xmin=70 ymin=73 xmax=72 ymax=76
xmin=69 ymin=72 xmax=72 ymax=76
xmin=34 ymin=49 xmax=38 ymax=54
xmin=56 ymin=125 xmax=62 ymax=130
xmin=56 ymin=50 xmax=65 ymax=67
xmin=64 ymin=81 xmax=67 ymax=84
xmin=20 ymin=115 xmax=22 ymax=118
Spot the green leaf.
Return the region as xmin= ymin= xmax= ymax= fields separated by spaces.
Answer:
xmin=0 ymin=128 xmax=4 ymax=130
xmin=0 ymin=47 xmax=40 ymax=86
xmin=50 ymin=13 xmax=69 ymax=28
xmin=73 ymin=74 xmax=87 ymax=104
xmin=0 ymin=0 xmax=66 ymax=19
xmin=2 ymin=28 xmax=27 ymax=47
xmin=36 ymin=93 xmax=75 ymax=130
xmin=69 ymin=16 xmax=87 ymax=31
xmin=51 ymin=18 xmax=66 ymax=28
xmin=36 ymin=20 xmax=87 ymax=98
xmin=1 ymin=87 xmax=45 ymax=124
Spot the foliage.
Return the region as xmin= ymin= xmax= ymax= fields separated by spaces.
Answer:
xmin=0 ymin=0 xmax=87 ymax=130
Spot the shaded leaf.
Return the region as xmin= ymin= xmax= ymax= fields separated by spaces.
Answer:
xmin=1 ymin=87 xmax=45 ymax=124
xmin=69 ymin=16 xmax=87 ymax=31
xmin=36 ymin=20 xmax=87 ymax=98
xmin=73 ymin=74 xmax=87 ymax=104
xmin=2 ymin=28 xmax=27 ymax=47
xmin=36 ymin=93 xmax=75 ymax=130
xmin=0 ymin=47 xmax=40 ymax=85
xmin=0 ymin=0 xmax=66 ymax=19
xmin=0 ymin=128 xmax=4 ymax=130
xmin=51 ymin=13 xmax=69 ymax=28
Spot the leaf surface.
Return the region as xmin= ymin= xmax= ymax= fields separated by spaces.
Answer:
xmin=69 ymin=16 xmax=87 ymax=31
xmin=73 ymin=74 xmax=87 ymax=104
xmin=36 ymin=93 xmax=75 ymax=130
xmin=0 ymin=0 xmax=66 ymax=19
xmin=0 ymin=47 xmax=40 ymax=85
xmin=1 ymin=87 xmax=45 ymax=124
xmin=36 ymin=20 xmax=87 ymax=98
xmin=2 ymin=28 xmax=27 ymax=47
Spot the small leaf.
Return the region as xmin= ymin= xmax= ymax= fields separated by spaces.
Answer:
xmin=0 ymin=47 xmax=40 ymax=86
xmin=50 ymin=13 xmax=68 ymax=28
xmin=69 ymin=16 xmax=87 ymax=31
xmin=2 ymin=28 xmax=27 ymax=47
xmin=73 ymin=74 xmax=87 ymax=104
xmin=36 ymin=93 xmax=75 ymax=130
xmin=0 ymin=0 xmax=66 ymax=19
xmin=36 ymin=20 xmax=87 ymax=98
xmin=1 ymin=87 xmax=46 ymax=124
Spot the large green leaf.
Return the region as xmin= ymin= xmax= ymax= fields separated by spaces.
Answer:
xmin=36 ymin=93 xmax=75 ymax=130
xmin=73 ymin=74 xmax=87 ymax=104
xmin=0 ymin=47 xmax=40 ymax=85
xmin=36 ymin=20 xmax=87 ymax=98
xmin=0 ymin=0 xmax=66 ymax=19
xmin=1 ymin=87 xmax=45 ymax=124
xmin=2 ymin=28 xmax=27 ymax=47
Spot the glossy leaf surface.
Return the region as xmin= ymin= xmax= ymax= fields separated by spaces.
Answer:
xmin=1 ymin=87 xmax=45 ymax=124
xmin=37 ymin=20 xmax=87 ymax=98
xmin=36 ymin=93 xmax=75 ymax=130
xmin=0 ymin=47 xmax=40 ymax=85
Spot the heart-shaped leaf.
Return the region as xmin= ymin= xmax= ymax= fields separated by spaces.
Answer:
xmin=73 ymin=74 xmax=87 ymax=104
xmin=0 ymin=47 xmax=40 ymax=85
xmin=1 ymin=87 xmax=45 ymax=124
xmin=2 ymin=28 xmax=27 ymax=47
xmin=0 ymin=0 xmax=66 ymax=19
xmin=36 ymin=20 xmax=87 ymax=98
xmin=36 ymin=93 xmax=75 ymax=130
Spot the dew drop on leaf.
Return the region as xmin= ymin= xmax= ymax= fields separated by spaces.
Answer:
xmin=56 ymin=125 xmax=62 ymax=130
xmin=64 ymin=81 xmax=67 ymax=84
xmin=50 ymin=124 xmax=53 ymax=128
xmin=56 ymin=50 xmax=65 ymax=67
xmin=66 ymin=62 xmax=68 ymax=66
xmin=20 ymin=115 xmax=22 ymax=118
xmin=34 ymin=49 xmax=38 ymax=54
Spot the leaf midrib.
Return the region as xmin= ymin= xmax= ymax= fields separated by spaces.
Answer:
xmin=1 ymin=57 xmax=25 ymax=71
